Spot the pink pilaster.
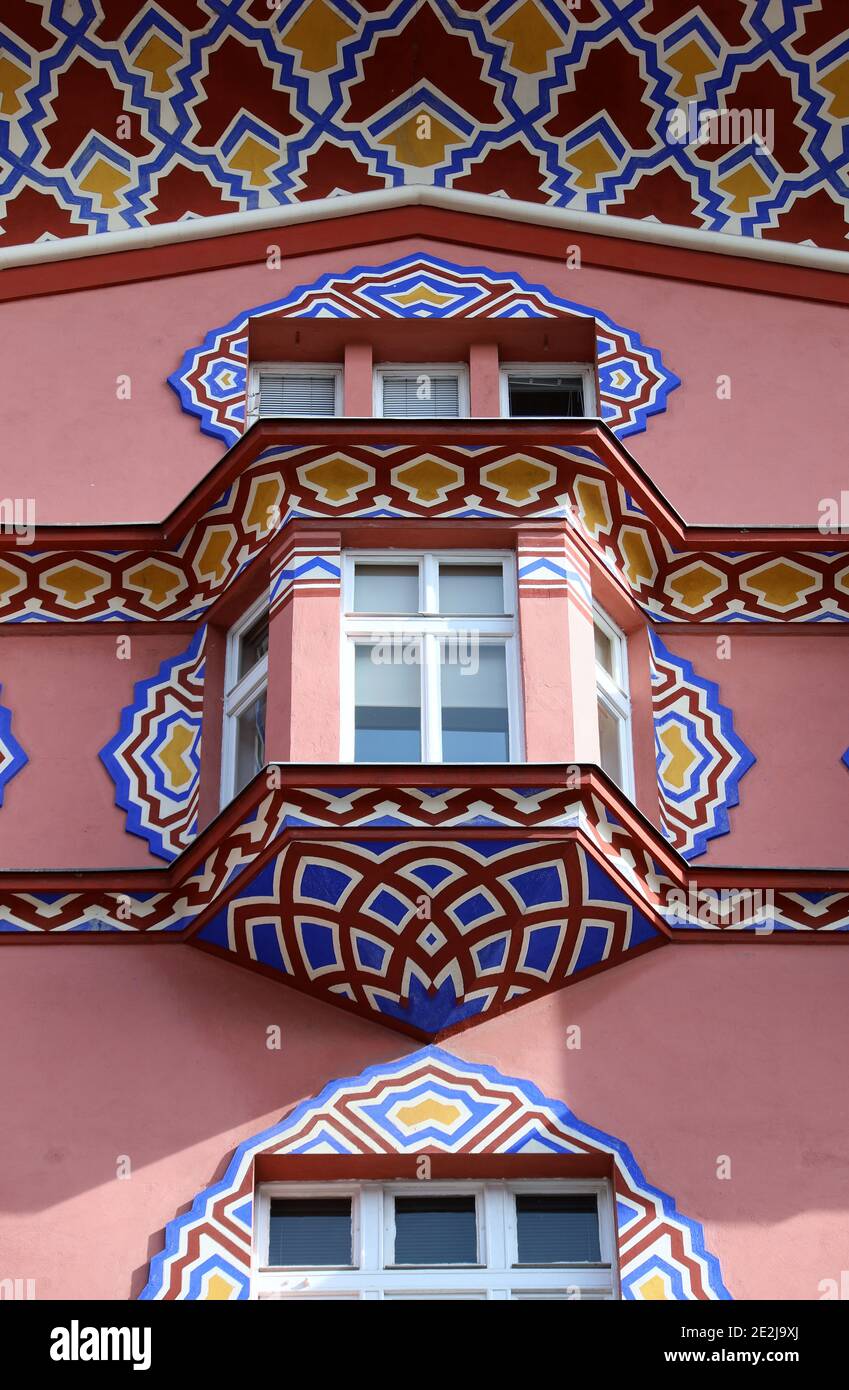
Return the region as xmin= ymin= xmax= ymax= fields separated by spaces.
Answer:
xmin=343 ymin=342 xmax=373 ymax=415
xmin=517 ymin=528 xmax=600 ymax=764
xmin=267 ymin=530 xmax=342 ymax=761
xmin=469 ymin=341 xmax=500 ymax=416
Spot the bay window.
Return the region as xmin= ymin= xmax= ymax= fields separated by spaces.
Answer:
xmin=341 ymin=551 xmax=522 ymax=764
xmin=221 ymin=595 xmax=268 ymax=803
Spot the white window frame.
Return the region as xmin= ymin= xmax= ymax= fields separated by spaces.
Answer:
xmin=373 ymin=362 xmax=469 ymax=418
xmin=340 ymin=550 xmax=523 ymax=764
xmin=220 ymin=592 xmax=269 ymax=806
xmin=500 ymin=362 xmax=597 ymax=418
xmin=594 ymin=603 xmax=633 ymax=797
xmin=246 ymin=361 xmax=342 ymax=425
xmin=253 ymin=1178 xmax=617 ymax=1300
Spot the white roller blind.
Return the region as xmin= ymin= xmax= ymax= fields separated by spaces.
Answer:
xmin=381 ymin=373 xmax=460 ymax=418
xmin=258 ymin=372 xmax=336 ymax=417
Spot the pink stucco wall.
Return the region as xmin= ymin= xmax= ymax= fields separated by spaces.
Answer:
xmin=1 ymin=235 xmax=846 ymax=526
xmin=0 ymin=632 xmax=190 ymax=868
xmin=661 ymin=632 xmax=849 ymax=868
xmin=1 ymin=943 xmax=847 ymax=1301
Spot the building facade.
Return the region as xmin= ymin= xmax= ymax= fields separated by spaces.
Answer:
xmin=1 ymin=1 xmax=848 ymax=1304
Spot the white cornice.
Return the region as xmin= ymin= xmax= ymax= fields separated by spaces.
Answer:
xmin=3 ymin=185 xmax=848 ymax=274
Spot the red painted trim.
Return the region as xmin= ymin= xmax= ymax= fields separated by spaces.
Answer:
xmin=254 ymin=1152 xmax=613 ymax=1181
xmin=2 ymin=207 xmax=845 ymax=307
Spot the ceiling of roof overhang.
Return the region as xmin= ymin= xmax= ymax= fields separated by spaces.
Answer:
xmin=0 ymin=0 xmax=846 ymax=252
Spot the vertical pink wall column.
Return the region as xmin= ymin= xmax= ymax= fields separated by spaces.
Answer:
xmin=344 ymin=342 xmax=373 ymax=415
xmin=266 ymin=530 xmax=342 ymax=761
xmin=517 ymin=528 xmax=600 ymax=763
xmin=469 ymin=342 xmax=500 ymax=416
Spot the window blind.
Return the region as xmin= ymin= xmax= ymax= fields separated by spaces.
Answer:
xmin=381 ymin=374 xmax=461 ymax=418
xmin=257 ymin=372 xmax=336 ymax=418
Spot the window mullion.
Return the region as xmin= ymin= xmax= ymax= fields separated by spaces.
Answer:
xmin=422 ymin=631 xmax=442 ymax=762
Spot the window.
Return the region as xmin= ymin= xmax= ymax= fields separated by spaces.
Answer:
xmin=247 ymin=363 xmax=341 ymax=423
xmin=501 ymin=364 xmax=595 ymax=418
xmin=374 ymin=364 xmax=467 ymax=418
xmin=594 ymin=606 xmax=632 ymax=794
xmin=221 ymin=595 xmax=268 ymax=804
xmin=255 ymin=1180 xmax=617 ymax=1300
xmin=341 ymin=552 xmax=522 ymax=764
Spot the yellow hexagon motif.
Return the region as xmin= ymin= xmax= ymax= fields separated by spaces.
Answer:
xmin=742 ymin=559 xmax=819 ymax=611
xmin=384 ymin=283 xmax=458 ymax=311
xmin=718 ymin=160 xmax=771 ymax=215
xmin=665 ymin=561 xmax=727 ymax=614
xmin=379 ymin=110 xmax=465 ymax=169
xmin=42 ymin=562 xmax=110 ymax=608
xmin=298 ymin=456 xmax=374 ymax=506
xmin=619 ymin=525 xmax=658 ymax=589
xmin=665 ymin=36 xmax=717 ymax=99
xmin=658 ymin=724 xmax=699 ymax=792
xmin=480 ymin=456 xmax=555 ymax=505
xmin=573 ymin=476 xmax=612 ymax=537
xmin=394 ymin=1098 xmax=464 ymax=1131
xmin=636 ymin=1272 xmax=670 ymax=1300
xmin=124 ymin=560 xmax=186 ymax=610
xmin=194 ymin=526 xmax=237 ymax=584
xmin=282 ymin=0 xmax=355 ymax=73
xmin=244 ymin=474 xmax=285 ymax=536
xmin=156 ymin=721 xmax=197 ymax=792
xmin=493 ymin=1 xmax=562 ymax=75
xmin=0 ymin=559 xmax=27 ymax=604
xmin=132 ymin=34 xmax=182 ymax=94
xmin=392 ymin=456 xmax=463 ymax=506
xmin=564 ymin=136 xmax=618 ymax=190
xmin=202 ymin=1272 xmax=241 ymax=1300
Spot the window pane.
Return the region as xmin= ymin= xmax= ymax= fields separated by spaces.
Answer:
xmin=440 ymin=643 xmax=509 ymax=763
xmin=268 ymin=1198 xmax=352 ymax=1266
xmin=258 ymin=372 xmax=335 ymax=418
xmin=394 ymin=1196 xmax=477 ymax=1265
xmin=439 ymin=563 xmax=504 ymax=615
xmin=234 ymin=691 xmax=266 ymax=793
xmin=237 ymin=614 xmax=269 ymax=682
xmin=516 ymin=1194 xmax=600 ymax=1264
xmin=381 ymin=374 xmax=460 ymax=418
xmin=594 ymin=620 xmax=615 ymax=679
xmin=598 ymin=698 xmax=622 ymax=785
xmin=355 ymin=642 xmax=421 ymax=762
xmin=508 ymin=374 xmax=584 ymax=417
xmin=353 ymin=563 xmax=419 ymax=614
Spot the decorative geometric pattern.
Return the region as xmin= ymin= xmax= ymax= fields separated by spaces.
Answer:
xmin=0 ymin=3 xmax=846 ymax=251
xmin=3 ymin=435 xmax=849 ymax=625
xmin=269 ymin=536 xmax=342 ymax=615
xmin=195 ymin=836 xmax=663 ymax=1035
xmin=139 ymin=1047 xmax=731 ymax=1300
xmin=171 ymin=254 xmax=681 ymax=444
xmin=0 ymin=684 xmax=27 ymax=806
xmin=99 ymin=627 xmax=206 ymax=861
xmin=649 ymin=632 xmax=755 ymax=860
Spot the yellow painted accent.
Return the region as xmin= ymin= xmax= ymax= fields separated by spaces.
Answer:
xmin=620 ymin=529 xmax=655 ymax=588
xmin=133 ymin=34 xmax=181 ymax=93
xmin=494 ymin=2 xmax=561 ymax=74
xmin=668 ymin=565 xmax=725 ymax=610
xmin=195 ymin=528 xmax=234 ymax=582
xmin=0 ymin=562 xmax=24 ymax=599
xmin=160 ymin=724 xmax=195 ymax=790
xmin=665 ymin=38 xmax=715 ymax=98
xmin=564 ymin=137 xmax=617 ymax=190
xmin=394 ymin=457 xmax=461 ymax=503
xmin=79 ymin=158 xmax=130 ymax=210
xmin=638 ymin=1274 xmax=668 ymax=1300
xmin=820 ymin=58 xmax=849 ymax=119
xmin=204 ymin=1273 xmax=237 ymax=1300
xmin=245 ymin=477 xmax=283 ymax=534
xmin=126 ymin=562 xmax=183 ymax=608
xmin=483 ymin=457 xmax=552 ymax=503
xmin=283 ymin=0 xmax=354 ymax=72
xmin=45 ymin=564 xmax=107 ymax=605
xmin=227 ymin=135 xmax=278 ymax=188
xmin=659 ymin=724 xmax=697 ymax=791
xmin=302 ymin=458 xmax=371 ymax=503
xmin=746 ymin=561 xmax=817 ymax=610
xmin=379 ymin=110 xmax=462 ymax=169
xmin=718 ymin=162 xmax=770 ymax=213
xmin=395 ymin=1098 xmax=462 ymax=1129
xmin=387 ymin=284 xmax=455 ymax=309
xmin=574 ymin=479 xmax=610 ymax=535
xmin=0 ymin=56 xmax=29 ymax=115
